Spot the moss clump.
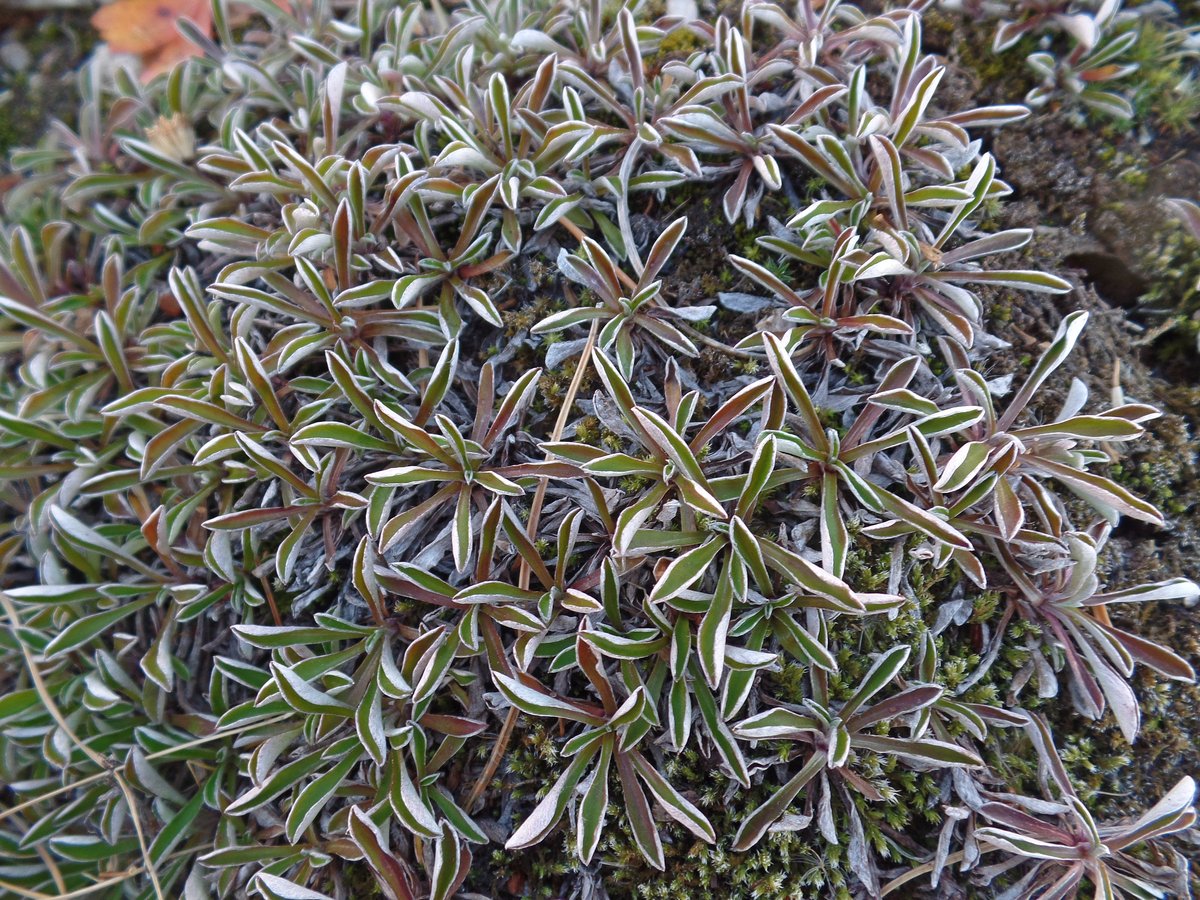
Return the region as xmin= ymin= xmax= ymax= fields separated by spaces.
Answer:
xmin=1124 ymin=22 xmax=1200 ymax=134
xmin=1135 ymin=222 xmax=1200 ymax=368
xmin=0 ymin=13 xmax=96 ymax=157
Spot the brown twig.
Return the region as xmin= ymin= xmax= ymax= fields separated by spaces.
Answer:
xmin=1 ymin=592 xmax=167 ymax=900
xmin=465 ymin=703 xmax=519 ymax=813
xmin=879 ymin=847 xmax=998 ymax=896
xmin=34 ymin=845 xmax=65 ymax=895
xmin=0 ymin=713 xmax=291 ymax=825
xmin=519 ymin=317 xmax=601 ymax=591
xmin=464 ymin=318 xmax=601 ymax=813
xmin=260 ymin=575 xmax=283 ymax=626
xmin=683 ymin=324 xmax=765 ymax=361
xmin=0 ymin=848 xmax=196 ymax=900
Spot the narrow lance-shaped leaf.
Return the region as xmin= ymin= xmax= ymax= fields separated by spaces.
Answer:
xmin=649 ymin=538 xmax=724 ymax=604
xmin=506 ymin=742 xmax=600 ymax=849
xmin=998 ymin=311 xmax=1088 ymax=431
xmin=840 ymin=646 xmax=910 ymax=721
xmin=698 ymin=554 xmax=736 ymax=687
xmin=614 ymin=745 xmax=665 ymax=870
xmin=348 ymin=806 xmax=418 ymax=900
xmin=285 ymin=747 xmax=364 ymax=841
xmin=576 ymin=738 xmax=612 ymax=864
xmin=492 ymin=671 xmax=605 ymax=724
xmin=732 ymin=752 xmax=825 ymax=852
xmin=630 ymin=751 xmax=715 ymax=842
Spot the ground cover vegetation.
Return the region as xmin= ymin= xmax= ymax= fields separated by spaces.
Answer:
xmin=0 ymin=0 xmax=1198 ymax=897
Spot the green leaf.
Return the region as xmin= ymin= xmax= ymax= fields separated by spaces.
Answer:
xmin=506 ymin=742 xmax=599 ymax=849
xmin=999 ymin=310 xmax=1088 ymax=430
xmin=254 ymin=873 xmax=335 ymax=900
xmin=49 ymin=505 xmax=158 ymax=576
xmin=935 ymin=441 xmax=992 ymax=493
xmin=774 ymin=614 xmax=838 ymax=673
xmin=233 ymin=624 xmax=356 ymax=648
xmin=840 ymin=646 xmax=910 ymax=721
xmin=614 ymin=746 xmax=664 ymax=870
xmin=698 ymin=556 xmax=735 ymax=687
xmin=430 ymin=789 xmax=489 ymax=844
xmin=761 ymin=540 xmax=865 ymax=611
xmin=631 ymin=751 xmax=715 ymax=842
xmin=286 ymin=747 xmax=364 ymax=841
xmin=973 ymin=828 xmax=1081 ymax=861
xmin=204 ymin=506 xmax=307 ymax=531
xmin=366 ymin=466 xmax=457 ymax=486
xmin=668 ymin=677 xmax=691 ymax=751
xmin=576 ymin=738 xmax=612 ymax=863
xmin=199 ymin=845 xmax=299 ymax=868
xmin=649 ymin=539 xmax=724 ymax=604
xmin=733 ymin=708 xmax=823 ymax=740
xmin=852 ymin=733 xmax=982 ymax=766
xmin=390 ymin=759 xmax=441 ymax=839
xmin=732 ymin=751 xmax=825 ymax=851
xmin=1027 ymin=456 xmax=1164 ymax=526
xmin=0 ymin=408 xmax=74 ymax=449
xmin=44 ymin=595 xmax=155 ymax=657
xmin=348 ymin=805 xmax=418 ymax=899
xmin=581 ymin=628 xmax=668 ymax=660
xmin=148 ymin=790 xmax=205 ymax=865
xmin=291 ymin=422 xmax=397 ymax=451
xmin=271 ymin=662 xmax=352 ymax=716
xmin=356 ymin=676 xmax=387 ymax=766
xmin=416 ymin=340 xmax=460 ymax=425
xmin=730 ymin=517 xmax=771 ymax=593
xmin=631 ymin=407 xmax=707 ymax=484
xmin=869 ymin=484 xmax=970 ymax=551
xmin=429 ymin=823 xmax=471 ymax=900
xmin=452 ymin=484 xmax=473 ymax=571
xmin=691 ymin=669 xmax=749 ymax=786
xmin=226 ymin=754 xmax=328 ymax=816
xmin=735 ymin=435 xmax=777 ymax=520
xmin=762 ymin=332 xmax=826 ymax=448
xmin=492 ymin=671 xmax=605 ymax=724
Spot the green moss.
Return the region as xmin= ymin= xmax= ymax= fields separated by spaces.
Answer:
xmin=1124 ymin=22 xmax=1200 ymax=134
xmin=599 ymin=750 xmax=855 ymax=900
xmin=0 ymin=12 xmax=96 ymax=157
xmin=1109 ymin=456 xmax=1188 ymax=518
xmin=340 ymin=861 xmax=389 ymax=898
xmin=946 ymin=20 xmax=1040 ymax=107
xmin=654 ymin=27 xmax=704 ymax=59
xmin=535 ymin=359 xmax=597 ymax=416
xmin=1136 ymin=220 xmax=1200 ymax=375
xmin=574 ymin=415 xmax=602 ymax=446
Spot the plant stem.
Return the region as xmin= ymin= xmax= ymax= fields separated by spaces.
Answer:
xmin=465 ymin=318 xmax=601 ymax=813
xmin=683 ymin=324 xmax=765 ymax=360
xmin=879 ymin=847 xmax=999 ymax=896
xmin=0 ymin=593 xmax=166 ymax=900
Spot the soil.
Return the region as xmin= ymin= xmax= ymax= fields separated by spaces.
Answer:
xmin=933 ymin=12 xmax=1200 ymax=891
xmin=0 ymin=7 xmax=96 ymax=161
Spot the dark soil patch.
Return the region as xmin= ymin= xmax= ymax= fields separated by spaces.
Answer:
xmin=0 ymin=7 xmax=95 ymax=160
xmin=932 ymin=16 xmax=1200 ymax=889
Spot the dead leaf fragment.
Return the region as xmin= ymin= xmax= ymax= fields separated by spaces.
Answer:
xmin=91 ymin=0 xmax=212 ymax=82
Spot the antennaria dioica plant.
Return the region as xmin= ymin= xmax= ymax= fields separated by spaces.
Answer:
xmin=0 ymin=0 xmax=1195 ymax=897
